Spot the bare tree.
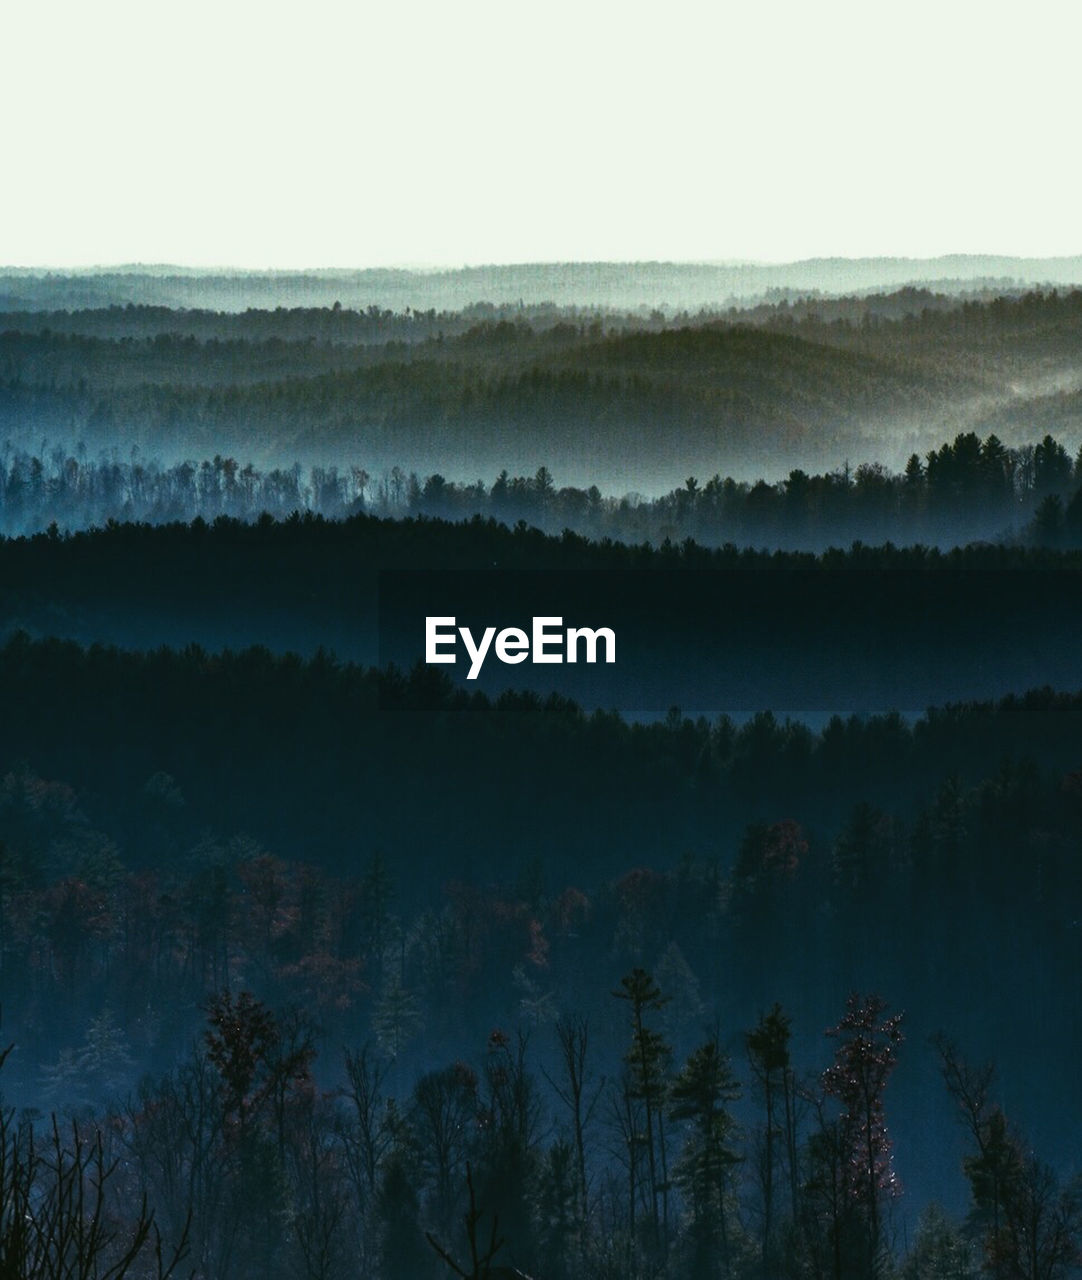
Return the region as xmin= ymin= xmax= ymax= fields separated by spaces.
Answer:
xmin=544 ymin=1014 xmax=604 ymax=1235
xmin=425 ymin=1163 xmax=509 ymax=1280
xmin=1 ymin=1044 xmax=189 ymax=1280
xmin=934 ymin=1034 xmax=1082 ymax=1280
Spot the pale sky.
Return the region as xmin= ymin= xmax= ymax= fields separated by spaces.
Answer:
xmin=4 ymin=0 xmax=1081 ymax=269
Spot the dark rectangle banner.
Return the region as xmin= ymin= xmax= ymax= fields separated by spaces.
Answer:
xmin=377 ymin=567 xmax=1082 ymax=720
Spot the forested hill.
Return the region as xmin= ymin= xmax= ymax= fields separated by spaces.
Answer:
xmin=4 ymin=630 xmax=1081 ymax=887
xmin=0 ymin=318 xmax=957 ymax=484
xmin=5 ymin=288 xmax=1082 ymax=488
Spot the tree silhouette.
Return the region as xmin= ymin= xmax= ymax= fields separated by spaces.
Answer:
xmin=425 ymin=1163 xmax=508 ymax=1280
xmin=821 ymin=993 xmax=904 ymax=1278
xmin=0 ymin=1045 xmax=189 ymax=1279
xmin=669 ymin=1034 xmax=742 ymax=1278
xmin=746 ymin=1003 xmax=797 ymax=1266
xmin=614 ymin=967 xmax=673 ymax=1255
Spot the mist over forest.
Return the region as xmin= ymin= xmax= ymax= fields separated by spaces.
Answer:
xmin=5 ymin=270 xmax=1082 ymax=493
xmin=7 ymin=256 xmax=1082 ymax=313
xmin=1 ymin=263 xmax=1081 ymax=1280
xmin=2 ymin=427 xmax=1082 ymax=552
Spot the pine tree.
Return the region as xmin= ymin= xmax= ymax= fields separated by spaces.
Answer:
xmin=746 ymin=1003 xmax=796 ymax=1269
xmin=669 ymin=1035 xmax=742 ymax=1278
xmin=614 ymin=968 xmax=673 ymax=1256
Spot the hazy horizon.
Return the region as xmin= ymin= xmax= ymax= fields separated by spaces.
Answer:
xmin=7 ymin=2 xmax=1082 ymax=268
xmin=5 ymin=251 xmax=1082 ymax=274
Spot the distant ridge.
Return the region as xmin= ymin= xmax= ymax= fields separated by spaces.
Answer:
xmin=3 ymin=256 xmax=1082 ymax=313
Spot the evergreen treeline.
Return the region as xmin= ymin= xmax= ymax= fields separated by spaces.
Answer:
xmin=3 ymin=430 xmax=1082 ymax=547
xmin=1 ymin=635 xmax=1081 ymax=1277
xmin=7 ymin=505 xmax=1082 ymax=722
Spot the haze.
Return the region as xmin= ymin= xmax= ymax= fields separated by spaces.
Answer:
xmin=4 ymin=0 xmax=1081 ymax=269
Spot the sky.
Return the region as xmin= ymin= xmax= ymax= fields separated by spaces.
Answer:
xmin=4 ymin=0 xmax=1082 ymax=269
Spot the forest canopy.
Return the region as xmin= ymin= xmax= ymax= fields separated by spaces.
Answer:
xmin=4 ymin=286 xmax=1082 ymax=492
xmin=0 ymin=632 xmax=1080 ymax=1277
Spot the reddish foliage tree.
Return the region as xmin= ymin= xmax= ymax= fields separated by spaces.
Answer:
xmin=204 ymin=989 xmax=314 ymax=1142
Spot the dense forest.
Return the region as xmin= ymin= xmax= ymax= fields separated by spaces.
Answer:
xmin=3 ymin=514 xmax=1082 ymax=721
xmin=0 ymin=633 xmax=1080 ymax=1278
xmin=3 ymin=429 xmax=1082 ymax=548
xmin=5 ymin=288 xmax=1082 ymax=489
xmin=2 ymin=265 xmax=1080 ymax=1279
